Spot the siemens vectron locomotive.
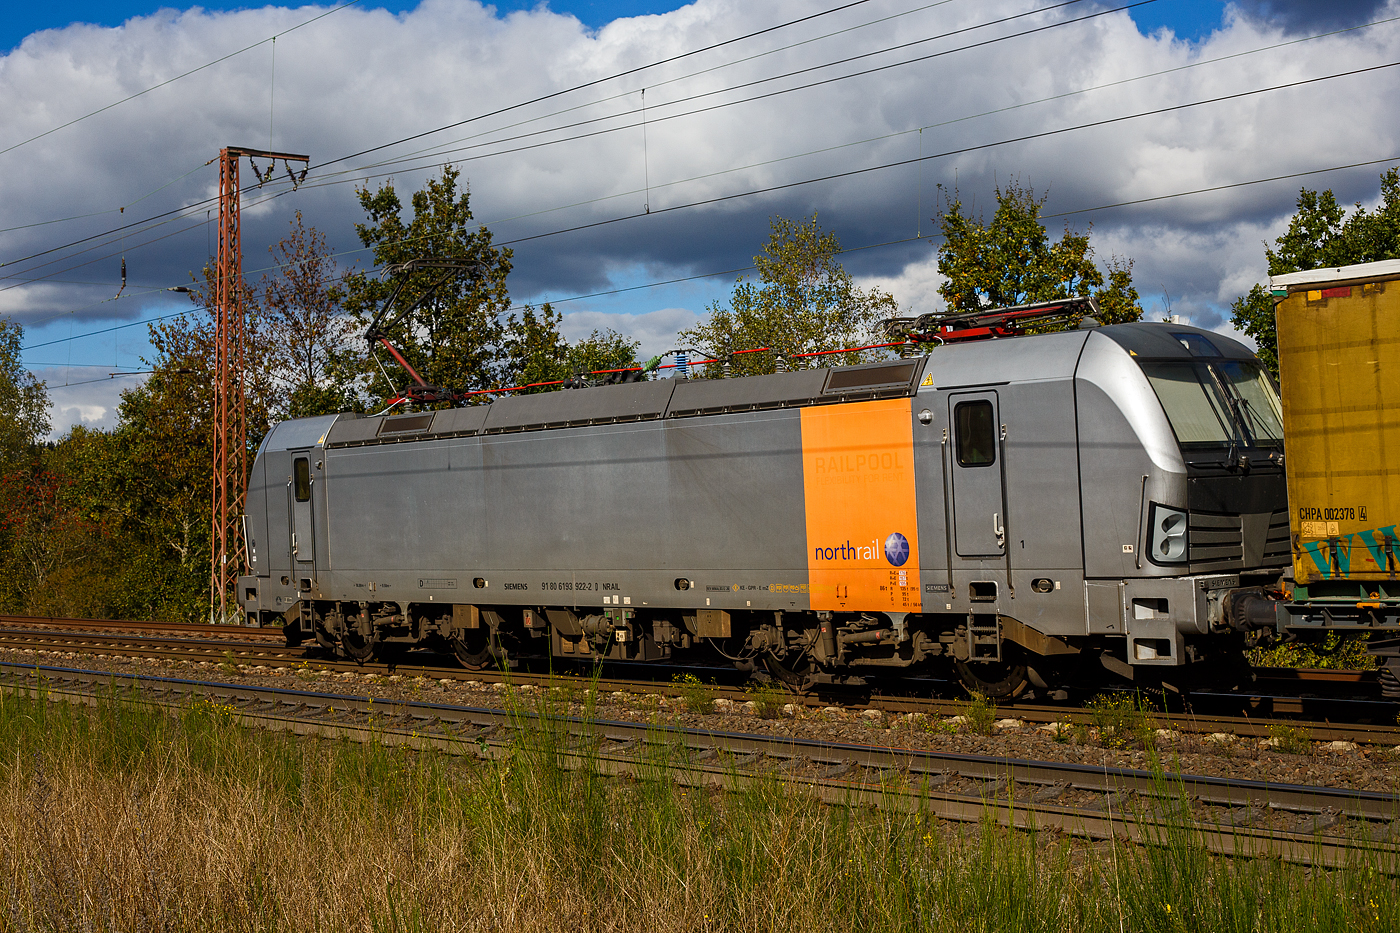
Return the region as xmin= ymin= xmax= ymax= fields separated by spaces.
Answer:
xmin=238 ymin=312 xmax=1289 ymax=698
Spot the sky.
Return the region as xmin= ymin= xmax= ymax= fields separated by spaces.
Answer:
xmin=4 ymin=0 xmax=1398 ymax=435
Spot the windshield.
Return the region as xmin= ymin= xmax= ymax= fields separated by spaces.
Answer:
xmin=1141 ymin=362 xmax=1238 ymax=446
xmin=1216 ymin=359 xmax=1284 ymax=444
xmin=1140 ymin=359 xmax=1283 ymax=449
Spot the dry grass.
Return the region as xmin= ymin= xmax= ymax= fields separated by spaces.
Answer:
xmin=0 ymin=686 xmax=1393 ymax=932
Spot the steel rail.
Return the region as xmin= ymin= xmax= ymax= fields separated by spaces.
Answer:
xmin=1 ymin=661 xmax=1395 ymax=871
xmin=0 ymin=614 xmax=284 ymax=639
xmin=1 ymin=618 xmax=1397 ymax=745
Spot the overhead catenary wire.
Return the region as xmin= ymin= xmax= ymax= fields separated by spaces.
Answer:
xmin=12 ymin=43 xmax=1400 ymax=320
xmin=0 ymin=0 xmax=367 ymax=160
xmin=335 ymin=0 xmax=1095 ymax=178
xmin=0 ymin=0 xmax=1344 ymax=292
xmin=352 ymin=0 xmax=970 ymax=175
xmin=0 ymin=0 xmax=1354 ymax=282
xmin=225 ymin=7 xmax=1400 ymax=257
xmin=0 ymin=0 xmax=1066 ymax=273
xmin=0 ymin=0 xmax=909 ymax=246
xmin=315 ymin=0 xmax=886 ymax=171
xmin=354 ymin=6 xmax=1400 ymax=202
xmin=476 ymin=58 xmax=1400 ymax=251
xmin=11 ymin=6 xmax=1400 ymax=359
xmin=0 ymin=0 xmax=931 ymax=278
xmin=22 ymin=150 xmax=1400 ymax=359
xmin=296 ymin=0 xmax=1134 ymax=190
xmin=10 ymin=0 xmax=1387 ymax=248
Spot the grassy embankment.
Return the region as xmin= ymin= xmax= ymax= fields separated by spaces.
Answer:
xmin=0 ymin=686 xmax=1393 ymax=932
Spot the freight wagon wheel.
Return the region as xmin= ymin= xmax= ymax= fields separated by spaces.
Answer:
xmin=954 ymin=657 xmax=1029 ymax=700
xmin=451 ymin=630 xmax=495 ymax=670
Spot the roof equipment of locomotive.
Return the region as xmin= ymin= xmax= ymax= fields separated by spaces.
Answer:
xmin=363 ymin=257 xmax=489 ymax=406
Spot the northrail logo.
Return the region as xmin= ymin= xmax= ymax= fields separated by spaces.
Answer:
xmin=884 ymin=532 xmax=910 ymax=567
xmin=814 ymin=533 xmax=910 ymax=567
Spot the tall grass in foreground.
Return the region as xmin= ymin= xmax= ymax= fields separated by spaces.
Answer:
xmin=0 ymin=687 xmax=1392 ymax=932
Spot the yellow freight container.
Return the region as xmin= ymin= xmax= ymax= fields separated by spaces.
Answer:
xmin=1269 ymin=259 xmax=1400 ymax=589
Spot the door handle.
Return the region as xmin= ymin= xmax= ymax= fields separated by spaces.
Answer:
xmin=993 ymin=512 xmax=1004 ymax=542
xmin=291 ymin=532 xmax=299 ymax=555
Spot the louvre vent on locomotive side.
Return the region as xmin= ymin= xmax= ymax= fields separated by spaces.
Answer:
xmin=237 ymin=309 xmax=1287 ymax=698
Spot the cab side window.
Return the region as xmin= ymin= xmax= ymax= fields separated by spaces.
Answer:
xmin=955 ymin=401 xmax=996 ymax=467
xmin=294 ymin=458 xmax=311 ymax=502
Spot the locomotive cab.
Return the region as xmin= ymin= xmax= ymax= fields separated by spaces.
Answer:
xmin=1069 ymin=324 xmax=1288 ymax=679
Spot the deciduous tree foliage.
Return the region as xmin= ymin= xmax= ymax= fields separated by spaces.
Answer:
xmin=0 ymin=320 xmax=49 ymax=473
xmin=341 ymin=166 xmax=513 ymax=407
xmin=498 ymin=303 xmax=639 ymax=392
xmin=936 ymin=182 xmax=1141 ymax=327
xmin=258 ymin=211 xmax=359 ymax=420
xmin=1231 ymin=168 xmax=1400 ymax=377
xmin=679 ymin=214 xmax=898 ymax=378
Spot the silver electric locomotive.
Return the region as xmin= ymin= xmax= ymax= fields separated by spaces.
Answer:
xmin=239 ymin=314 xmax=1287 ymax=697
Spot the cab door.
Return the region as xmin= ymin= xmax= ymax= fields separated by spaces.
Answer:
xmin=288 ymin=451 xmax=316 ymax=578
xmin=949 ymin=392 xmax=1006 ymax=557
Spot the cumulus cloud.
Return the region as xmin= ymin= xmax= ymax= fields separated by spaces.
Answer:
xmin=560 ymin=306 xmax=704 ymax=358
xmin=3 ymin=0 xmax=1399 ymax=420
xmin=34 ymin=367 xmax=145 ymax=438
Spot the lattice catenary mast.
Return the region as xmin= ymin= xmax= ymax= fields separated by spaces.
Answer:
xmin=211 ymin=146 xmax=308 ymax=624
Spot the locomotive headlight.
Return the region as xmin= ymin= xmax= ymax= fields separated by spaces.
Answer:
xmin=1147 ymin=504 xmax=1188 ymax=564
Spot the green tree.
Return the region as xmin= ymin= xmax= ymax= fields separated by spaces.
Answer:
xmin=678 ymin=214 xmax=897 ymax=378
xmin=0 ymin=459 xmax=103 ymax=616
xmin=257 ymin=211 xmax=359 ymax=419
xmin=0 ymin=427 xmax=131 ymax=618
xmin=499 ymin=303 xmax=569 ymax=392
xmin=105 ymin=348 xmax=219 ymax=622
xmin=499 ymin=303 xmax=640 ymax=392
xmin=0 ymin=318 xmax=59 ymax=613
xmin=936 ymin=181 xmax=1141 ymax=326
xmin=341 ymin=166 xmax=513 ymax=407
xmin=0 ymin=319 xmax=49 ymax=473
xmin=1231 ymin=168 xmax=1400 ymax=376
xmin=566 ymin=328 xmax=641 ymax=381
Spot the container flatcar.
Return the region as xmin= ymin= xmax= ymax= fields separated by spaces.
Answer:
xmin=1225 ymin=259 xmax=1400 ymax=695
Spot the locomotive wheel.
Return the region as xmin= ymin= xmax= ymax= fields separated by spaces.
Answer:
xmin=451 ymin=629 xmax=495 ymax=670
xmin=954 ymin=656 xmax=1029 ymax=700
xmin=341 ymin=628 xmax=378 ymax=664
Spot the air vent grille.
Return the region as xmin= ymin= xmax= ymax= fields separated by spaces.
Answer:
xmin=823 ymin=361 xmax=920 ymax=393
xmin=378 ymin=414 xmax=434 ymax=435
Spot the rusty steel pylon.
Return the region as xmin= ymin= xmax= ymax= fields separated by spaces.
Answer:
xmin=211 ymin=146 xmax=308 ymax=624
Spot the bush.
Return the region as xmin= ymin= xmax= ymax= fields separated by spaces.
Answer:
xmin=1085 ymin=692 xmax=1157 ymax=749
xmin=964 ymin=691 xmax=998 ymax=735
xmin=672 ymin=673 xmax=715 ymax=714
xmin=1249 ymin=630 xmax=1376 ymax=669
xmin=1266 ymin=723 xmax=1313 ymax=756
xmin=745 ymin=680 xmax=787 ymax=719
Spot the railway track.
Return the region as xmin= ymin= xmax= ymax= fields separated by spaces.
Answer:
xmin=0 ymin=614 xmax=284 ymax=639
xmin=1 ymin=660 xmax=1395 ymax=871
xmin=1 ymin=615 xmax=1397 ymax=746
